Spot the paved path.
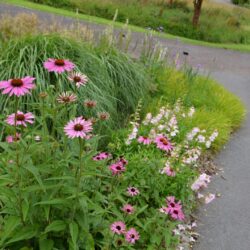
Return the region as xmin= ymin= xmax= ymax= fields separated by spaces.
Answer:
xmin=1 ymin=3 xmax=250 ymax=249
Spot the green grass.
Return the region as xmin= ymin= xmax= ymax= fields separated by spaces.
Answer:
xmin=2 ymin=0 xmax=250 ymax=52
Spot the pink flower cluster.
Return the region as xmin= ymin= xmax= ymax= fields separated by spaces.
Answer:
xmin=109 ymin=157 xmax=128 ymax=175
xmin=44 ymin=58 xmax=89 ymax=89
xmin=159 ymin=196 xmax=185 ymax=221
xmin=191 ymin=173 xmax=211 ymax=191
xmin=6 ymin=133 xmax=21 ymax=143
xmin=110 ymin=221 xmax=140 ymax=244
xmin=92 ymin=152 xmax=111 ymax=161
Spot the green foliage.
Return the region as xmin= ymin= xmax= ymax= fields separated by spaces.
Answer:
xmin=26 ymin=0 xmax=250 ymax=44
xmin=0 ymin=91 xmax=196 ymax=249
xmin=232 ymin=0 xmax=250 ymax=7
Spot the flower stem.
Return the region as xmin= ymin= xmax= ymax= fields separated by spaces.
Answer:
xmin=71 ymin=138 xmax=84 ymax=220
xmin=14 ymin=96 xmax=25 ymax=225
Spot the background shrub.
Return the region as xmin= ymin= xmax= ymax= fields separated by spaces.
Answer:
xmin=26 ymin=0 xmax=250 ymax=44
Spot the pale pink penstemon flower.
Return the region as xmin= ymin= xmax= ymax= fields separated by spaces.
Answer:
xmin=6 ymin=111 xmax=35 ymax=127
xmin=64 ymin=117 xmax=93 ymax=139
xmin=44 ymin=58 xmax=75 ymax=74
xmin=0 ymin=76 xmax=35 ymax=97
xmin=204 ymin=193 xmax=216 ymax=204
xmin=68 ymin=72 xmax=88 ymax=88
xmin=191 ymin=173 xmax=211 ymax=191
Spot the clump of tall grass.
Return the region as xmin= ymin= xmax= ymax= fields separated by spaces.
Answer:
xmin=0 ymin=13 xmax=94 ymax=44
xmin=0 ymin=34 xmax=150 ymax=132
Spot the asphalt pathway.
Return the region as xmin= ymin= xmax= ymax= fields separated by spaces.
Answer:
xmin=0 ymin=3 xmax=250 ymax=250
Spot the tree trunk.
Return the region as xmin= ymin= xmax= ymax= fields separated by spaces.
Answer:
xmin=158 ymin=0 xmax=166 ymax=17
xmin=141 ymin=0 xmax=148 ymax=5
xmin=169 ymin=0 xmax=173 ymax=7
xmin=192 ymin=0 xmax=203 ymax=27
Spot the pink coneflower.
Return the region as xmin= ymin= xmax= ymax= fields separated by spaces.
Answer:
xmin=68 ymin=72 xmax=88 ymax=88
xmin=110 ymin=221 xmax=126 ymax=235
xmin=64 ymin=117 xmax=93 ymax=139
xmin=170 ymin=208 xmax=185 ymax=221
xmin=125 ymin=228 xmax=140 ymax=244
xmin=92 ymin=152 xmax=111 ymax=161
xmin=6 ymin=111 xmax=34 ymax=127
xmin=0 ymin=76 xmax=35 ymax=97
xmin=84 ymin=100 xmax=97 ymax=108
xmin=122 ymin=204 xmax=134 ymax=214
xmin=166 ymin=196 xmax=182 ymax=211
xmin=161 ymin=166 xmax=176 ymax=177
xmin=127 ymin=187 xmax=140 ymax=196
xmin=109 ymin=162 xmax=125 ymax=175
xmin=97 ymin=112 xmax=110 ymax=121
xmin=43 ymin=58 xmax=75 ymax=74
xmin=137 ymin=136 xmax=151 ymax=145
xmin=6 ymin=133 xmax=21 ymax=143
xmin=155 ymin=135 xmax=173 ymax=152
xmin=57 ymin=92 xmax=77 ymax=104
xmin=118 ymin=157 xmax=128 ymax=166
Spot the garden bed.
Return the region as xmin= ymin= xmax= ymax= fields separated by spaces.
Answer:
xmin=0 ymin=16 xmax=246 ymax=249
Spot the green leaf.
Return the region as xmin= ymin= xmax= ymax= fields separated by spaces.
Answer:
xmin=22 ymin=201 xmax=29 ymax=222
xmin=135 ymin=205 xmax=148 ymax=217
xmin=45 ymin=220 xmax=66 ymax=233
xmin=5 ymin=225 xmax=38 ymax=245
xmin=39 ymin=239 xmax=54 ymax=250
xmin=35 ymin=198 xmax=68 ymax=206
xmin=24 ymin=165 xmax=45 ymax=192
xmin=69 ymin=222 xmax=79 ymax=249
xmin=0 ymin=175 xmax=15 ymax=186
xmin=0 ymin=216 xmax=21 ymax=245
xmin=45 ymin=176 xmax=75 ymax=181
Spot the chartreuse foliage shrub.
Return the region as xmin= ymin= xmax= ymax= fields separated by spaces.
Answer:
xmin=147 ymin=67 xmax=246 ymax=150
